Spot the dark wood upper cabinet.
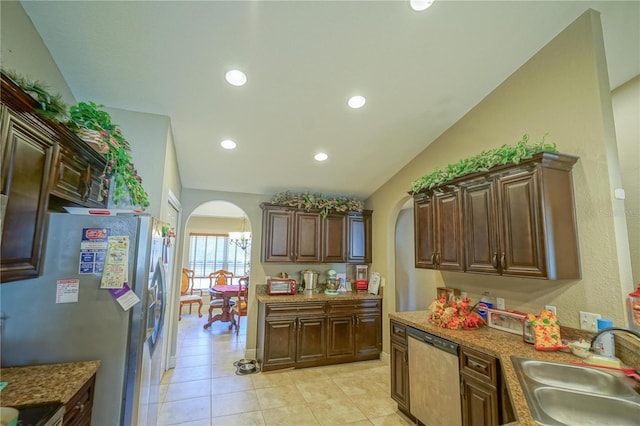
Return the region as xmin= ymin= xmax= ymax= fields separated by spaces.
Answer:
xmin=1 ymin=105 xmax=57 ymax=282
xmin=416 ymin=152 xmax=580 ymax=279
xmin=1 ymin=72 xmax=108 ymax=283
xmin=322 ymin=213 xmax=346 ymax=262
xmin=293 ymin=211 xmax=322 ymax=262
xmin=413 ymin=190 xmax=463 ymax=271
xmin=347 ymin=210 xmax=372 ymax=264
xmin=261 ymin=203 xmax=371 ymax=264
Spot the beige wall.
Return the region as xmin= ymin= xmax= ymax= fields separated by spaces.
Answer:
xmin=367 ymin=10 xmax=635 ymax=353
xmin=0 ymin=1 xmax=75 ymax=105
xmin=612 ymin=76 xmax=640 ymax=286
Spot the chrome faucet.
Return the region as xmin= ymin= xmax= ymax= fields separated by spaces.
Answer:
xmin=589 ymin=327 xmax=640 ymax=353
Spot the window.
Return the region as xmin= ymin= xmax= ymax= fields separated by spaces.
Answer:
xmin=187 ymin=233 xmax=250 ymax=288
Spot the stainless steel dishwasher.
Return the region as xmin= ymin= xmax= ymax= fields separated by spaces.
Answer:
xmin=407 ymin=326 xmax=462 ymax=425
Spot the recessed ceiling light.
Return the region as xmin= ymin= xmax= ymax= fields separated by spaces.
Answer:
xmin=314 ymin=152 xmax=328 ymax=162
xmin=410 ymin=0 xmax=434 ymax=11
xmin=221 ymin=139 xmax=237 ymax=150
xmin=225 ymin=70 xmax=247 ymax=86
xmin=347 ymin=95 xmax=366 ymax=109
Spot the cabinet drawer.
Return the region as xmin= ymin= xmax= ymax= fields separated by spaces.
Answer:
xmin=266 ymin=302 xmax=326 ymax=317
xmin=64 ymin=374 xmax=95 ymax=426
xmin=460 ymin=346 xmax=497 ymax=385
xmin=327 ymin=299 xmax=380 ymax=314
xmin=390 ymin=320 xmax=407 ymax=344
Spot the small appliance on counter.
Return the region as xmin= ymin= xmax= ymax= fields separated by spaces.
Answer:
xmin=300 ymin=269 xmax=319 ymax=293
xmin=355 ymin=265 xmax=368 ymax=291
xmin=267 ymin=278 xmax=297 ymax=295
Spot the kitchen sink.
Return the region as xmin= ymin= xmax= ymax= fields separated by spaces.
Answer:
xmin=512 ymin=357 xmax=640 ymax=426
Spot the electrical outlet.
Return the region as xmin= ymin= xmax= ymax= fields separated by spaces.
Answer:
xmin=496 ymin=297 xmax=505 ymax=310
xmin=545 ymin=305 xmax=557 ymax=315
xmin=579 ymin=311 xmax=601 ymax=332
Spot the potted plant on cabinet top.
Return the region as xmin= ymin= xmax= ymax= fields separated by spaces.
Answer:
xmin=67 ymin=101 xmax=150 ymax=208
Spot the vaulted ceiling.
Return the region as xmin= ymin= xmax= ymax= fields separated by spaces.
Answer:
xmin=21 ymin=1 xmax=640 ymax=201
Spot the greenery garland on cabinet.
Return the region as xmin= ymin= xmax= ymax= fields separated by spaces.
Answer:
xmin=410 ymin=134 xmax=558 ymax=194
xmin=3 ymin=70 xmax=150 ymax=208
xmin=270 ymin=191 xmax=364 ymax=218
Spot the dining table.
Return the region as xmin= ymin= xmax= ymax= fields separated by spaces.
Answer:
xmin=203 ymin=284 xmax=239 ymax=331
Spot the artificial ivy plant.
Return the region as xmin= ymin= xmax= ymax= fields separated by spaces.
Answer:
xmin=3 ymin=69 xmax=150 ymax=208
xmin=410 ymin=134 xmax=558 ymax=194
xmin=67 ymin=102 xmax=149 ymax=208
xmin=270 ymin=191 xmax=364 ymax=218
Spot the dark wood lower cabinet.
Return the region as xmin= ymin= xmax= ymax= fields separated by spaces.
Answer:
xmin=390 ymin=320 xmax=410 ymax=416
xmin=258 ymin=298 xmax=381 ymax=372
xmin=63 ymin=373 xmax=96 ymax=426
xmin=461 ymin=377 xmax=499 ymax=426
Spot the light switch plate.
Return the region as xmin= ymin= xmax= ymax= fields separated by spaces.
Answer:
xmin=579 ymin=311 xmax=601 ymax=332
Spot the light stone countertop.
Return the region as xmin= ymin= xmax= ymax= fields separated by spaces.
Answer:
xmin=0 ymin=360 xmax=100 ymax=407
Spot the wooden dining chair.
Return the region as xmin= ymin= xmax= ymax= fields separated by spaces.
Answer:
xmin=233 ymin=276 xmax=249 ymax=335
xmin=208 ymin=269 xmax=235 ymax=313
xmin=208 ymin=269 xmax=234 ymax=286
xmin=179 ymin=268 xmax=203 ymax=320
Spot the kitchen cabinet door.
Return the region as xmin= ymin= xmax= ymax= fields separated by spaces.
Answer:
xmin=261 ymin=207 xmax=294 ymax=262
xmin=294 ymin=211 xmax=322 ymax=262
xmin=263 ymin=317 xmax=297 ymax=369
xmin=327 ymin=315 xmax=356 ymax=359
xmin=322 ymin=213 xmax=346 ymax=262
xmin=497 ymin=169 xmax=545 ymax=278
xmin=461 ymin=376 xmax=499 ymax=426
xmin=346 ymin=211 xmax=372 ymax=264
xmin=414 ymin=191 xmax=463 ymax=271
xmin=296 ymin=316 xmax=326 ymax=364
xmin=0 ymin=106 xmax=57 ymax=283
xmin=390 ymin=340 xmax=410 ymax=414
xmin=462 ymin=179 xmax=500 ymax=274
xmin=355 ymin=312 xmax=381 ymax=358
xmin=435 ymin=190 xmax=464 ymax=271
xmin=51 ymin=144 xmax=94 ymax=207
xmin=414 ymin=195 xmax=437 ymax=268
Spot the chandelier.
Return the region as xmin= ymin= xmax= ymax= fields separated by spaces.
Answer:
xmin=229 ymin=216 xmax=251 ymax=251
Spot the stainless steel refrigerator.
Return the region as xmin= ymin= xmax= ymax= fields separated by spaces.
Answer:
xmin=0 ymin=212 xmax=169 ymax=426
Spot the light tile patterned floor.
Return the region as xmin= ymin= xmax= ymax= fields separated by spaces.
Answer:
xmin=158 ymin=313 xmax=415 ymax=425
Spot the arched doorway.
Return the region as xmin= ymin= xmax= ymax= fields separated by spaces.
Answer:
xmin=176 ymin=200 xmax=252 ymax=344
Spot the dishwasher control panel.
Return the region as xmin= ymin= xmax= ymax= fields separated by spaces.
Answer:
xmin=407 ymin=326 xmax=459 ymax=355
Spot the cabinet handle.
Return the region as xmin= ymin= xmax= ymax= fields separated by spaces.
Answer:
xmin=468 ymin=359 xmax=485 ymax=371
xmin=435 ymin=253 xmax=441 ymax=266
xmin=500 ymin=253 xmax=506 ymax=269
xmin=492 ymin=252 xmax=498 ymax=268
xmin=431 ymin=253 xmax=436 ymax=265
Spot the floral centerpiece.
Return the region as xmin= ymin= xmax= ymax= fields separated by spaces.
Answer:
xmin=270 ymin=191 xmax=364 ymax=218
xmin=428 ymin=296 xmax=484 ymax=330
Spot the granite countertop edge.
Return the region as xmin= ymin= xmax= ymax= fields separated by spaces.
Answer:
xmin=389 ymin=311 xmax=585 ymax=426
xmin=0 ymin=360 xmax=101 ymax=407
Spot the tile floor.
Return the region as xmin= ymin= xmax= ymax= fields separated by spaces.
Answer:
xmin=158 ymin=312 xmax=415 ymax=425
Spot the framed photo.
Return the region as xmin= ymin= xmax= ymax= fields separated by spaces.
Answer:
xmin=368 ymin=272 xmax=381 ymax=295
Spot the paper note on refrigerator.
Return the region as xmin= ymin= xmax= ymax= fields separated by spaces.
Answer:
xmin=108 ymin=283 xmax=140 ymax=311
xmin=56 ymin=279 xmax=79 ymax=303
xmin=100 ymin=236 xmax=129 ymax=288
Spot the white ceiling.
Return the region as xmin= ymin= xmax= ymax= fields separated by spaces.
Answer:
xmin=21 ymin=1 xmax=640 ymax=202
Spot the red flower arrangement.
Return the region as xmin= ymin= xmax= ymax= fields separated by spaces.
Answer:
xmin=428 ymin=296 xmax=484 ymax=330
